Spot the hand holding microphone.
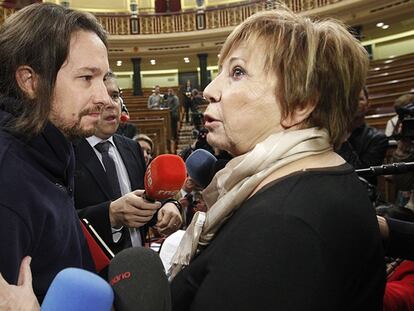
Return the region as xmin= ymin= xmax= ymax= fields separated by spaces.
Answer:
xmin=144 ymin=154 xmax=186 ymax=234
xmin=109 ymin=154 xmax=186 ymax=241
xmin=109 ymin=189 xmax=161 ymax=229
xmin=156 ymin=203 xmax=183 ymax=235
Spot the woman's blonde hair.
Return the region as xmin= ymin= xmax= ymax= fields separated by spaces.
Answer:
xmin=133 ymin=134 xmax=154 ymax=152
xmin=219 ymin=8 xmax=369 ymax=147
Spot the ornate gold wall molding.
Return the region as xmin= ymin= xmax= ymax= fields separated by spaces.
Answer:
xmin=1 ymin=0 xmax=351 ymax=35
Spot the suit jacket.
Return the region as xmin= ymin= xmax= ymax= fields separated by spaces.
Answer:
xmin=73 ymin=134 xmax=147 ymax=254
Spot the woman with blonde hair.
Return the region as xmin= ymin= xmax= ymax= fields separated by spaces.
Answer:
xmin=133 ymin=133 xmax=153 ymax=166
xmin=170 ymin=7 xmax=385 ymax=311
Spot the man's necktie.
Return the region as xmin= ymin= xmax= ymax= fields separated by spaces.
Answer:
xmin=94 ymin=141 xmax=122 ymax=199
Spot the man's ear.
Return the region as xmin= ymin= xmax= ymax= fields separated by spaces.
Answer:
xmin=281 ymin=101 xmax=317 ymax=129
xmin=15 ymin=66 xmax=38 ymax=99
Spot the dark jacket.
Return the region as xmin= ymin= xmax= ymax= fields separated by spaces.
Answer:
xmin=73 ymin=134 xmax=148 ymax=254
xmin=337 ymin=123 xmax=388 ymax=185
xmin=0 ymin=96 xmax=95 ymax=302
xmin=116 ymin=123 xmax=137 ymax=139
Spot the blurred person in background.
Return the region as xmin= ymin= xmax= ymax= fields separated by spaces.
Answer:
xmin=134 ymin=133 xmax=154 ymax=167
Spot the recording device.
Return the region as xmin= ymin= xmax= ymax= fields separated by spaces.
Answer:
xmin=79 ymin=219 xmax=114 ymax=273
xmin=394 ymin=102 xmax=414 ymax=139
xmin=356 ymin=162 xmax=414 ymax=204
xmin=355 ymin=162 xmax=414 ymax=176
xmin=41 ymin=268 xmax=114 ymax=311
xmin=192 ymin=127 xmax=212 ymax=151
xmin=186 ymin=149 xmax=217 ymax=188
xmin=144 ymin=154 xmax=187 ymax=201
xmin=108 ymin=247 xmax=171 ymax=311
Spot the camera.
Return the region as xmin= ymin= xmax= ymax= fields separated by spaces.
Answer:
xmin=192 ymin=127 xmax=208 ymax=140
xmin=394 ymin=102 xmax=414 ymax=139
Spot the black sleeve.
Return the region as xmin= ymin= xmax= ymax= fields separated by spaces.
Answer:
xmin=0 ymin=204 xmax=31 ymax=285
xmin=338 ymin=134 xmax=388 ymax=169
xmin=357 ymin=132 xmax=388 ymax=168
xmin=77 ymin=201 xmax=113 ymax=245
xmin=386 ymin=217 xmax=414 ymax=260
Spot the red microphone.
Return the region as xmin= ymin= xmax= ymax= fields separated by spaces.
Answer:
xmin=120 ymin=114 xmax=130 ymax=122
xmin=144 ymin=154 xmax=186 ymax=201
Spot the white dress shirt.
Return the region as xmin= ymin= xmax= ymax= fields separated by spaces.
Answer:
xmin=86 ymin=136 xmax=142 ymax=247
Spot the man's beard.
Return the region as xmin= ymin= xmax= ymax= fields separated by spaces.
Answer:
xmin=56 ymin=106 xmax=101 ymax=140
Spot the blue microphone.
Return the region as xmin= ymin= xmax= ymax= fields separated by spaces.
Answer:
xmin=185 ymin=149 xmax=217 ymax=188
xmin=41 ymin=268 xmax=114 ymax=311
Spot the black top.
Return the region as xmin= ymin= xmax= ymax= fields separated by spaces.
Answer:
xmin=171 ymin=164 xmax=385 ymax=311
xmin=0 ymin=97 xmax=94 ymax=302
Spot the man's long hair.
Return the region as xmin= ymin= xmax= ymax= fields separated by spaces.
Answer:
xmin=0 ymin=3 xmax=107 ymax=137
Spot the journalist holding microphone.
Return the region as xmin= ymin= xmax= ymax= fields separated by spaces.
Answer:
xmin=170 ymin=7 xmax=385 ymax=311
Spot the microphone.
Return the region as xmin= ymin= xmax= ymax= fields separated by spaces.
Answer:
xmin=130 ymin=154 xmax=186 ymax=247
xmin=356 ymin=162 xmax=414 ymax=176
xmin=41 ymin=268 xmax=114 ymax=311
xmin=108 ymin=247 xmax=171 ymax=311
xmin=144 ymin=154 xmax=187 ymax=201
xmin=120 ymin=97 xmax=130 ymax=122
xmin=120 ymin=114 xmax=130 ymax=122
xmin=185 ymin=149 xmax=217 ymax=188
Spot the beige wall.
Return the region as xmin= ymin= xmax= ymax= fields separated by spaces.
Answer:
xmin=67 ymin=0 xmax=243 ymax=12
xmin=141 ymin=70 xmax=179 ymax=88
xmin=138 ymin=0 xmax=154 ymax=13
xmin=115 ymin=70 xmax=179 ymax=89
xmin=69 ymin=0 xmax=130 ymax=12
xmin=116 ymin=74 xmax=134 ymax=90
xmin=374 ymin=35 xmax=414 ymax=59
xmin=113 ymin=71 xmax=179 ymax=89
xmin=181 ymin=0 xmax=242 ymax=10
xmin=115 ymin=66 xmax=219 ymax=90
xmin=205 ymin=0 xmax=241 ymax=6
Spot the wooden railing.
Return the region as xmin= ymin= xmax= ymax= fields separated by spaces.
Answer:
xmin=1 ymin=0 xmax=344 ymax=35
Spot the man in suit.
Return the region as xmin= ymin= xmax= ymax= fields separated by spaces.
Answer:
xmin=74 ymin=73 xmax=182 ymax=254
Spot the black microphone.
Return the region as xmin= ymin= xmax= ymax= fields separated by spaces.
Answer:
xmin=108 ymin=247 xmax=171 ymax=311
xmin=355 ymin=162 xmax=414 ymax=176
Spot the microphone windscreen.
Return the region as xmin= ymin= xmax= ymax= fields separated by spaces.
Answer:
xmin=41 ymin=268 xmax=114 ymax=311
xmin=144 ymin=154 xmax=186 ymax=200
xmin=108 ymin=247 xmax=171 ymax=311
xmin=186 ymin=149 xmax=217 ymax=188
xmin=120 ymin=114 xmax=130 ymax=122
